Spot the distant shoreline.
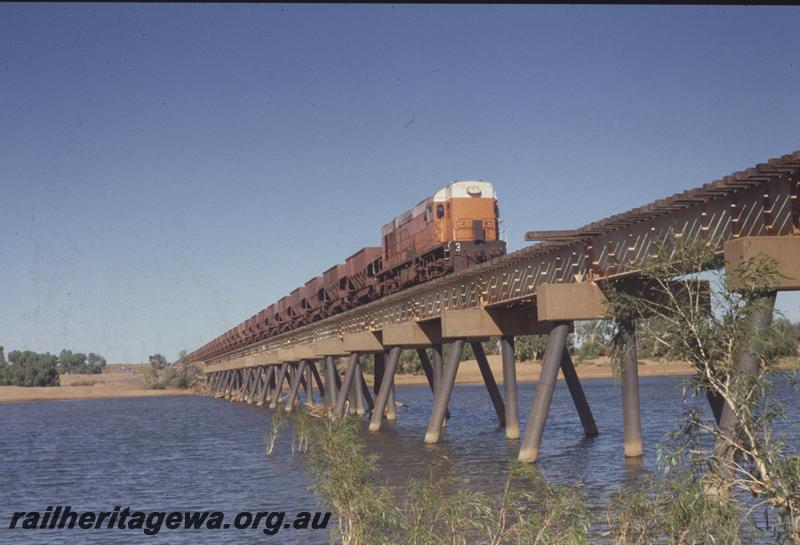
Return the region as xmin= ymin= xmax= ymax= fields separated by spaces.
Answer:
xmin=0 ymin=388 xmax=195 ymax=405
xmin=389 ymin=356 xmax=698 ymax=388
xmin=2 ymin=358 xmax=796 ymax=405
xmin=0 ymin=365 xmax=193 ymax=405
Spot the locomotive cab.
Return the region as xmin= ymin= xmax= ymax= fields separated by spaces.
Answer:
xmin=429 ymin=180 xmax=499 ymax=243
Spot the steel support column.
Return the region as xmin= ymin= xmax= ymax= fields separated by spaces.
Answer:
xmin=368 ymin=346 xmax=401 ymax=431
xmin=251 ymin=367 xmax=265 ymax=404
xmin=309 ymin=361 xmax=325 ymax=401
xmin=501 ymin=336 xmax=520 ymax=439
xmin=235 ymin=368 xmax=247 ymax=402
xmin=246 ymin=367 xmax=258 ymax=402
xmin=270 ymin=362 xmax=289 ymax=410
xmin=208 ymin=372 xmax=220 ymax=394
xmin=286 ymin=361 xmax=307 ymax=412
xmin=352 ymin=360 xmax=366 ymax=415
xmin=417 ymin=348 xmax=449 ymax=419
xmin=560 ymin=350 xmax=598 ymax=436
xmin=714 ymin=292 xmax=777 ymax=458
xmin=304 ymin=363 xmax=314 ymax=405
xmin=347 ymin=368 xmax=358 ymax=415
xmin=386 ymin=381 xmax=397 ymax=421
xmin=233 ymin=369 xmax=243 ymax=400
xmin=247 ymin=367 xmax=260 ymax=403
xmin=619 ymin=320 xmax=643 ymax=457
xmin=373 ymin=352 xmax=384 ymax=396
xmin=234 ymin=369 xmax=246 ymax=401
xmin=707 ymin=391 xmax=724 ymax=425
xmin=296 ymin=368 xmax=306 ymax=408
xmin=334 ymin=353 xmax=359 ymax=417
xmin=424 ymin=339 xmax=465 ymax=444
xmin=223 ymin=370 xmax=234 ymax=398
xmin=324 ymin=356 xmax=337 ymax=409
xmin=258 ymin=366 xmax=274 ymax=406
xmin=472 ymin=342 xmax=506 ymax=427
xmin=245 ymin=367 xmax=257 ymax=402
xmin=431 ymin=344 xmax=444 ymax=387
xmin=518 ymin=322 xmax=569 ymax=462
xmin=358 ymin=366 xmax=374 ymax=413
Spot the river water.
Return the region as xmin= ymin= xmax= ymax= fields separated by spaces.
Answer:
xmin=1 ymin=374 xmax=797 ymax=544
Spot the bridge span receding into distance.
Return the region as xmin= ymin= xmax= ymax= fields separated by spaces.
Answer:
xmin=194 ymin=149 xmax=800 ymax=462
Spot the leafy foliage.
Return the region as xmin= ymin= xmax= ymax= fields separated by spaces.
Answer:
xmin=606 ymin=472 xmax=747 ymax=545
xmin=513 ymin=335 xmax=550 ymax=362
xmin=603 ymin=238 xmax=800 ymax=542
xmin=58 ymin=349 xmax=106 ymax=374
xmin=573 ymin=321 xmax=615 ymax=362
xmin=145 ymin=352 xmax=201 ymax=390
xmin=0 ymin=350 xmax=60 ymax=386
xmin=148 ymin=353 xmax=168 ymax=371
xmin=271 ymin=411 xmax=589 ymax=545
xmin=763 ymin=318 xmax=800 ymax=361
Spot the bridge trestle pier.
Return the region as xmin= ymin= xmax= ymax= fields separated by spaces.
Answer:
xmin=324 ymin=356 xmax=337 ymax=410
xmin=416 ymin=347 xmax=450 ymax=421
xmin=333 ymin=353 xmax=360 ymax=417
xmin=372 ymin=352 xmax=396 ymax=420
xmin=257 ymin=366 xmax=273 ymax=406
xmin=285 ymin=361 xmax=307 ymax=412
xmin=518 ymin=322 xmax=570 ymax=463
xmin=308 ymin=360 xmax=325 ymax=405
xmin=424 ymin=339 xmax=464 ymax=444
xmin=215 ymin=371 xmax=225 ymax=396
xmin=227 ymin=369 xmax=240 ymax=401
xmin=269 ymin=362 xmax=289 ymax=410
xmin=246 ymin=367 xmax=260 ymax=403
xmin=220 ymin=370 xmax=232 ymax=399
xmin=369 ymin=346 xmax=401 ymax=431
xmin=245 ymin=367 xmax=258 ymax=403
xmin=472 ymin=341 xmax=506 ymax=427
xmin=501 ymin=336 xmax=520 ymax=439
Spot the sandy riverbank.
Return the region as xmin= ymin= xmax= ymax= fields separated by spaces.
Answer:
xmin=0 ymin=364 xmax=194 ymax=404
xmin=390 ymin=356 xmax=800 ymax=387
xmin=389 ymin=356 xmax=699 ymax=387
xmin=3 ymin=358 xmax=796 ymax=404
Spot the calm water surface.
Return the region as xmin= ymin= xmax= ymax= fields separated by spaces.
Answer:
xmin=1 ymin=375 xmax=797 ymax=544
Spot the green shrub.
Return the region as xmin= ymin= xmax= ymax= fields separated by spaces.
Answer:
xmin=272 ymin=411 xmax=589 ymax=545
xmin=145 ymin=362 xmax=201 ymax=390
xmin=606 ymin=473 xmax=746 ymax=545
xmin=57 ymin=350 xmax=106 ymax=374
xmin=0 ymin=350 xmax=60 ymax=386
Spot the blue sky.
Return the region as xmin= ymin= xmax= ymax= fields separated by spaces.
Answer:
xmin=1 ymin=4 xmax=799 ymax=362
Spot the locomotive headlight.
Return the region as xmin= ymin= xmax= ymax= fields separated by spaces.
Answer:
xmin=466 ymin=185 xmax=482 ymax=196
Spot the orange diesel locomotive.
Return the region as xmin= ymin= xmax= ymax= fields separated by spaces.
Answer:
xmin=188 ymin=180 xmax=505 ymax=361
xmin=376 ymin=180 xmax=505 ymax=294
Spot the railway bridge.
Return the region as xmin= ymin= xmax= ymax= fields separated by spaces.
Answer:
xmin=195 ymin=150 xmax=800 ymax=462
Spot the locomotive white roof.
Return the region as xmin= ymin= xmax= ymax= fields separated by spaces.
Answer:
xmin=432 ymin=180 xmax=496 ymax=202
xmin=381 ymin=180 xmax=496 ymax=237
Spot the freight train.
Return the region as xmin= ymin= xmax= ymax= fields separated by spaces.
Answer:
xmin=189 ymin=181 xmax=506 ymax=362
